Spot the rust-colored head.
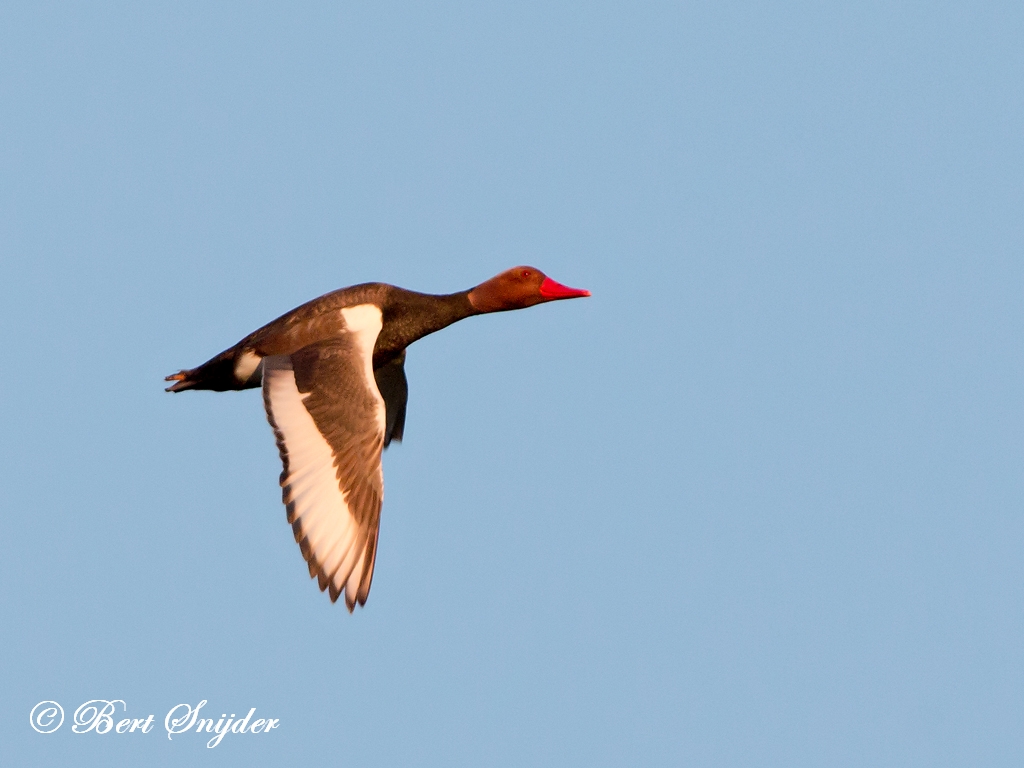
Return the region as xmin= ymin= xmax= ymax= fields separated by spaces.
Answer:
xmin=467 ymin=266 xmax=590 ymax=313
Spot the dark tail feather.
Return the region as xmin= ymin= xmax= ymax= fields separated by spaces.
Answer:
xmin=165 ymin=349 xmax=257 ymax=392
xmin=164 ymin=370 xmax=197 ymax=392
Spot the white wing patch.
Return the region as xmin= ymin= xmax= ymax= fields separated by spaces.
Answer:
xmin=341 ymin=304 xmax=387 ymax=434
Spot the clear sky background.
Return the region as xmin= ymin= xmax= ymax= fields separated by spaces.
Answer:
xmin=2 ymin=2 xmax=1022 ymax=766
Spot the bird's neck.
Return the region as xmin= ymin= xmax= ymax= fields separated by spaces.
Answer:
xmin=374 ymin=289 xmax=478 ymax=365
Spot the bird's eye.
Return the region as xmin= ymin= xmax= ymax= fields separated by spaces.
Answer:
xmin=521 ymin=270 xmax=531 ymax=277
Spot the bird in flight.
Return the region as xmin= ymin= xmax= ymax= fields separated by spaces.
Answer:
xmin=166 ymin=267 xmax=589 ymax=611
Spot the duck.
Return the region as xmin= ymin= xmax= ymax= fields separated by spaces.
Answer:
xmin=166 ymin=266 xmax=590 ymax=611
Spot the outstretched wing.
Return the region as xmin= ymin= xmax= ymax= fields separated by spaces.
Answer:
xmin=261 ymin=305 xmax=386 ymax=611
xmin=373 ymin=349 xmax=408 ymax=448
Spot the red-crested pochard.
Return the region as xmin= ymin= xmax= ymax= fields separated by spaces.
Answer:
xmin=166 ymin=267 xmax=589 ymax=611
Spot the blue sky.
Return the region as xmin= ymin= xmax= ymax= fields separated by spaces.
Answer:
xmin=2 ymin=2 xmax=1023 ymax=765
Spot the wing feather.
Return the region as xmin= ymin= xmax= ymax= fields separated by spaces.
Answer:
xmin=261 ymin=304 xmax=386 ymax=611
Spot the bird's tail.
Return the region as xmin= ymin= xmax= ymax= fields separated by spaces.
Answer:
xmin=164 ymin=369 xmax=197 ymax=392
xmin=165 ymin=349 xmax=252 ymax=392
